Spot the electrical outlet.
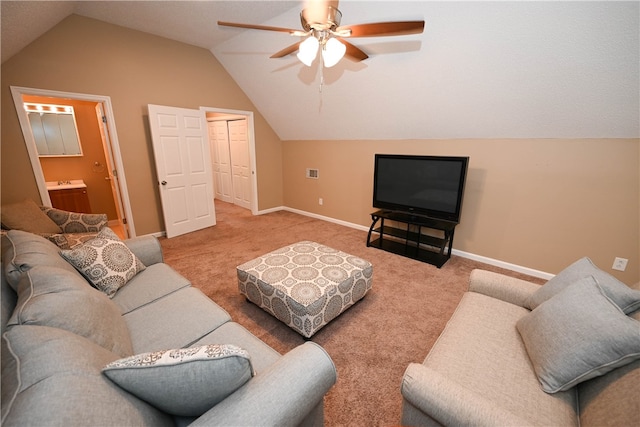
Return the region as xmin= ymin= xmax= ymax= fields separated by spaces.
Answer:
xmin=612 ymin=257 xmax=628 ymax=272
xmin=319 ymin=198 xmax=323 ymax=205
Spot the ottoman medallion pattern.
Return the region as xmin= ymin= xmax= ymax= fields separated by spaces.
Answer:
xmin=237 ymin=241 xmax=373 ymax=338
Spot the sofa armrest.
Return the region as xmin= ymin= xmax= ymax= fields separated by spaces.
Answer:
xmin=468 ymin=269 xmax=541 ymax=308
xmin=401 ymin=363 xmax=530 ymax=427
xmin=124 ymin=236 xmax=164 ymax=266
xmin=191 ymin=342 xmax=337 ymax=427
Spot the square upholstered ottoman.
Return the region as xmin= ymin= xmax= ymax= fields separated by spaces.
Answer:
xmin=237 ymin=241 xmax=373 ymax=338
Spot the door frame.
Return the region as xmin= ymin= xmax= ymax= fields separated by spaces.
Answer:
xmin=10 ymin=86 xmax=136 ymax=236
xmin=200 ymin=106 xmax=258 ymax=215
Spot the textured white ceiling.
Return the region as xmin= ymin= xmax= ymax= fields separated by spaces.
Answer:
xmin=212 ymin=1 xmax=639 ymax=140
xmin=0 ymin=1 xmax=298 ymax=62
xmin=3 ymin=1 xmax=638 ymax=140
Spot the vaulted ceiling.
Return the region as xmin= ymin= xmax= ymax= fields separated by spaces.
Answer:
xmin=3 ymin=1 xmax=638 ymax=140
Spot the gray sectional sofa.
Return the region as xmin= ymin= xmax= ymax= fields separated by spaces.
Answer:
xmin=1 ymin=229 xmax=337 ymax=426
xmin=401 ymin=260 xmax=640 ymax=426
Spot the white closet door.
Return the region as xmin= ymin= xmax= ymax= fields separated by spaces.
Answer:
xmin=228 ymin=119 xmax=251 ymax=209
xmin=208 ymin=121 xmax=233 ymax=203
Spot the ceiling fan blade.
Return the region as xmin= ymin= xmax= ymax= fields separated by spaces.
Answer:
xmin=339 ymin=39 xmax=368 ymax=62
xmin=271 ymin=42 xmax=302 ymax=59
xmin=338 ymin=21 xmax=425 ymax=38
xmin=218 ymin=21 xmax=299 ymax=34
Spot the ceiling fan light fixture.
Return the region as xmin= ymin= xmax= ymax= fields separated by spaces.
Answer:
xmin=300 ymin=6 xmax=342 ymax=32
xmin=297 ymin=36 xmax=319 ymax=66
xmin=321 ymin=37 xmax=346 ymax=67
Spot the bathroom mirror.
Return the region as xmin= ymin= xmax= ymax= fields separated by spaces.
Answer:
xmin=26 ymin=103 xmax=83 ymax=156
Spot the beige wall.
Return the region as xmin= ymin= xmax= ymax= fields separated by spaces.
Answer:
xmin=1 ymin=15 xmax=283 ymax=235
xmin=283 ymin=139 xmax=639 ymax=283
xmin=3 ymin=15 xmax=638 ymax=284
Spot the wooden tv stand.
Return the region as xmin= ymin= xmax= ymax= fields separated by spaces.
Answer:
xmin=366 ymin=210 xmax=457 ymax=268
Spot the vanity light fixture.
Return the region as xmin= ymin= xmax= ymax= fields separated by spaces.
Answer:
xmin=24 ymin=103 xmax=74 ymax=115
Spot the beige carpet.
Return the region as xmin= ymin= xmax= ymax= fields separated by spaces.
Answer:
xmin=159 ymin=201 xmax=543 ymax=427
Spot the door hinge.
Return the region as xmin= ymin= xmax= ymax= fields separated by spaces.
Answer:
xmin=102 ymin=115 xmax=107 ymax=123
xmin=122 ymin=218 xmax=127 ymax=224
xmin=112 ymin=169 xmax=117 ymax=177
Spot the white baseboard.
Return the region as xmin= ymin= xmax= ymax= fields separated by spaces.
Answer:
xmin=451 ymin=249 xmax=553 ymax=280
xmin=275 ymin=206 xmax=553 ymax=280
xmin=255 ymin=206 xmax=284 ymax=216
xmin=281 ymin=207 xmax=371 ymax=232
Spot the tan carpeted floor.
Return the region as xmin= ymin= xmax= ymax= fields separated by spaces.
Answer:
xmin=159 ymin=201 xmax=544 ymax=427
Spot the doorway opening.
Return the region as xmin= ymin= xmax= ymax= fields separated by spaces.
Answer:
xmin=201 ymin=107 xmax=258 ymax=215
xmin=11 ymin=86 xmax=135 ymax=238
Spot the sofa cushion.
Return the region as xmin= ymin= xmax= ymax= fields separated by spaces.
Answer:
xmin=0 ymin=199 xmax=62 ymax=234
xmin=124 ymin=287 xmax=231 ymax=354
xmin=423 ymin=292 xmax=577 ymax=426
xmin=517 ymin=277 xmax=640 ymax=393
xmin=1 ymin=325 xmax=172 ymax=426
xmin=111 ymin=263 xmax=191 ymax=315
xmin=103 ymin=344 xmax=255 ymax=416
xmin=191 ymin=321 xmax=281 ymax=374
xmin=1 ymin=273 xmax=16 ymax=335
xmin=526 ymin=257 xmax=640 ymax=314
xmin=2 ymin=230 xmax=80 ymax=290
xmin=578 ymin=359 xmax=640 ymax=427
xmin=8 ymin=265 xmax=133 ymax=357
xmin=60 ymin=228 xmax=146 ymax=298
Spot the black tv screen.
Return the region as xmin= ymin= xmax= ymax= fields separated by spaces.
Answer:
xmin=373 ymin=154 xmax=469 ymax=223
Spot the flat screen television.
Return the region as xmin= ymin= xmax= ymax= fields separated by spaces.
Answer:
xmin=373 ymin=154 xmax=469 ymax=223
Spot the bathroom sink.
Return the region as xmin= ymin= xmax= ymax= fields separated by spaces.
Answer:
xmin=46 ymin=179 xmax=87 ymax=190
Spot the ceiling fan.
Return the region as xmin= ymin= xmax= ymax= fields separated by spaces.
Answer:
xmin=218 ymin=0 xmax=425 ymax=68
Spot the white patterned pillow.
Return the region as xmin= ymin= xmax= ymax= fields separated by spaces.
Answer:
xmin=102 ymin=344 xmax=255 ymax=416
xmin=60 ymin=228 xmax=145 ymax=298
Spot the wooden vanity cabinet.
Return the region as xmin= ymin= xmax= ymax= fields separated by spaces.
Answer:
xmin=48 ymin=188 xmax=92 ymax=213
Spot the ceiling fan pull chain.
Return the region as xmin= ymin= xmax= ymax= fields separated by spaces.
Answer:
xmin=320 ymin=56 xmax=325 ymax=93
xmin=318 ymin=60 xmax=324 ymax=112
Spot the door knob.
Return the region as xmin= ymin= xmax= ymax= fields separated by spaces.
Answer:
xmin=161 ymin=181 xmax=167 ymax=186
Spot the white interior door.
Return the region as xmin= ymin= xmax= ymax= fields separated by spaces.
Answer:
xmin=208 ymin=121 xmax=233 ymax=203
xmin=95 ymin=103 xmax=129 ymax=237
xmin=229 ymin=119 xmax=252 ymax=209
xmin=148 ymin=104 xmax=216 ymax=238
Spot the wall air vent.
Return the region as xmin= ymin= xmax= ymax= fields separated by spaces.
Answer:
xmin=306 ymin=168 xmax=319 ymax=179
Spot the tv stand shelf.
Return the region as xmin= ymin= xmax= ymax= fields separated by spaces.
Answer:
xmin=366 ymin=210 xmax=457 ymax=268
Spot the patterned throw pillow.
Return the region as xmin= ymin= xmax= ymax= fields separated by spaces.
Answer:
xmin=41 ymin=206 xmax=108 ymax=233
xmin=60 ymin=228 xmax=145 ymax=298
xmin=47 ymin=232 xmax=104 ymax=250
xmin=102 ymin=344 xmax=255 ymax=416
xmin=45 ymin=233 xmax=71 ymax=249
